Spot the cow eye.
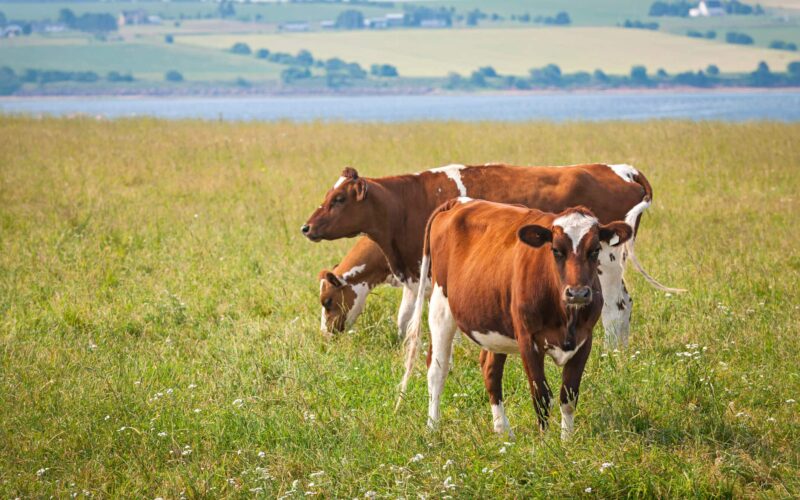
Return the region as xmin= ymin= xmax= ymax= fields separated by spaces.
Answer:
xmin=323 ymin=298 xmax=333 ymax=310
xmin=552 ymin=248 xmax=564 ymax=259
xmin=589 ymin=248 xmax=600 ymax=260
xmin=333 ymin=195 xmax=345 ymax=204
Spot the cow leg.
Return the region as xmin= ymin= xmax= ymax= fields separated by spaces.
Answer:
xmin=426 ymin=284 xmax=457 ymax=429
xmin=598 ymin=243 xmax=632 ymax=348
xmin=560 ymin=335 xmax=592 ymax=440
xmin=517 ymin=335 xmax=551 ymax=432
xmin=396 ymin=283 xmax=417 ymax=339
xmin=479 ymin=350 xmax=513 ymax=438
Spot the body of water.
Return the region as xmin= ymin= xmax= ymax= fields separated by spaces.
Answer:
xmin=2 ymin=91 xmax=799 ymax=122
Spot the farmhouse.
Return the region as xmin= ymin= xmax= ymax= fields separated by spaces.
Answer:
xmin=118 ymin=9 xmax=150 ymax=27
xmin=1 ymin=25 xmax=23 ymax=38
xmin=690 ymin=0 xmax=726 ymax=17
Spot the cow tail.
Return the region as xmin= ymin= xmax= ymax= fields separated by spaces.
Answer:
xmin=396 ymin=200 xmax=457 ymax=411
xmin=625 ymin=172 xmax=687 ymax=293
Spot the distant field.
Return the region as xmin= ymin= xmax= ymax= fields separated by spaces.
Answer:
xmin=0 ymin=38 xmax=283 ymax=81
xmin=0 ymin=0 xmax=393 ymax=23
xmin=178 ymin=27 xmax=799 ymax=76
xmin=1 ymin=118 xmax=799 ymax=497
xmin=658 ymin=14 xmax=800 ymax=48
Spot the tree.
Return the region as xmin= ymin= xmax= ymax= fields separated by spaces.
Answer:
xmin=281 ymin=67 xmax=311 ymax=84
xmin=788 ymin=61 xmax=800 ymax=78
xmin=530 ymin=64 xmax=561 ymax=85
xmin=107 ymin=71 xmax=134 ymax=82
xmin=0 ymin=11 xmax=6 ymax=27
xmin=370 ymin=64 xmax=398 ymax=77
xmin=706 ymin=64 xmax=720 ymax=76
xmin=347 ymin=63 xmax=366 ymax=79
xmin=750 ymin=61 xmax=775 ymax=86
xmin=444 ymin=72 xmax=465 ymax=89
xmin=165 ymin=70 xmax=184 ymax=82
xmin=477 ymin=66 xmax=497 ymax=78
xmin=165 ymin=34 xmax=174 ymax=44
xmin=218 ymin=1 xmax=235 ymax=19
xmin=255 ymin=49 xmax=270 ymax=59
xmin=630 ymin=65 xmax=649 ymax=84
xmin=230 ymin=43 xmax=251 ymax=55
xmin=325 ymin=58 xmax=347 ymax=72
xmin=296 ymin=50 xmax=314 ymax=67
xmin=0 ymin=67 xmax=21 ymax=96
xmin=58 ymin=8 xmax=76 ymax=27
xmin=726 ymin=32 xmax=754 ymax=45
xmin=656 ymin=68 xmax=669 ymax=78
xmin=469 ymin=71 xmax=487 ymax=87
xmin=336 ymin=10 xmax=364 ymax=29
xmin=593 ymin=69 xmax=609 ymax=84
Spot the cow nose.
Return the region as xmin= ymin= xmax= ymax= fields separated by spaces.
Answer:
xmin=301 ymin=224 xmax=311 ymax=235
xmin=565 ymin=287 xmax=591 ymax=300
xmin=562 ymin=338 xmax=576 ymax=351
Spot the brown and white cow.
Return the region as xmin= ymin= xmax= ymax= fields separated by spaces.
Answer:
xmin=397 ymin=199 xmax=633 ymax=438
xmin=318 ymin=237 xmax=413 ymax=336
xmin=303 ymin=163 xmax=681 ymax=347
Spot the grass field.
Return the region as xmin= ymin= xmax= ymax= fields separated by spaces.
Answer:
xmin=178 ymin=26 xmax=799 ymax=76
xmin=0 ymin=38 xmax=284 ymax=81
xmin=1 ymin=117 xmax=799 ymax=497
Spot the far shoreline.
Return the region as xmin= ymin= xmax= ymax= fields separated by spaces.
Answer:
xmin=2 ymin=86 xmax=799 ymax=101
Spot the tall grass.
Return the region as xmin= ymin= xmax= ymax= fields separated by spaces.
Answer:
xmin=1 ymin=117 xmax=798 ymax=497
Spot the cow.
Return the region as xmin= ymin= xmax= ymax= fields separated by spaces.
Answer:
xmin=396 ymin=199 xmax=634 ymax=438
xmin=319 ymin=237 xmax=413 ymax=336
xmin=303 ymin=163 xmax=682 ymax=347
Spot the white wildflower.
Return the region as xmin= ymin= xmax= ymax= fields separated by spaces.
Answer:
xmin=309 ymin=471 xmax=325 ymax=478
xmin=444 ymin=476 xmax=456 ymax=490
xmin=36 ymin=467 xmax=49 ymax=477
xmin=599 ymin=462 xmax=614 ymax=473
xmin=188 ymin=383 xmax=197 ymax=389
xmin=258 ymin=451 xmax=266 ymax=458
xmin=786 ymin=399 xmax=796 ymax=404
xmin=158 ymin=431 xmax=167 ymax=437
xmin=499 ymin=446 xmax=507 ymax=454
xmin=585 ymin=487 xmax=592 ymax=493
xmin=442 ymin=459 xmax=454 ymax=469
xmin=410 ymin=453 xmax=424 ymax=463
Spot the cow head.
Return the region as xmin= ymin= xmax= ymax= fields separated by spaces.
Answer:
xmin=302 ymin=168 xmax=370 ymax=242
xmin=318 ymin=269 xmax=368 ymax=336
xmin=517 ymin=207 xmax=632 ymax=309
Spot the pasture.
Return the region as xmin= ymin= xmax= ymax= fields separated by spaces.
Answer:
xmin=177 ymin=27 xmax=797 ymax=76
xmin=1 ymin=117 xmax=799 ymax=497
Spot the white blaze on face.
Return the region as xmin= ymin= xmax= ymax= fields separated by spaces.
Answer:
xmin=429 ymin=164 xmax=468 ymax=197
xmin=553 ymin=212 xmax=599 ymax=253
xmin=457 ymin=196 xmax=473 ymax=204
xmin=344 ymin=282 xmax=370 ymax=327
xmin=608 ymin=163 xmax=639 ymax=183
xmin=333 ymin=176 xmax=347 ymax=189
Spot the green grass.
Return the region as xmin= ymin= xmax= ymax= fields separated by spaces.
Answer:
xmin=177 ymin=26 xmax=800 ymax=76
xmin=1 ymin=117 xmax=799 ymax=497
xmin=0 ymin=38 xmax=284 ymax=81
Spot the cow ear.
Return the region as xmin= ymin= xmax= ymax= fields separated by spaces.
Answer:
xmin=341 ymin=167 xmax=359 ymax=180
xmin=319 ymin=270 xmax=344 ymax=288
xmin=599 ymin=221 xmax=633 ymax=247
xmin=354 ymin=177 xmax=368 ymax=201
xmin=518 ymin=224 xmax=552 ymax=248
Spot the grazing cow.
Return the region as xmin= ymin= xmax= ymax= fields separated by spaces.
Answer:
xmin=397 ymin=199 xmax=633 ymax=438
xmin=303 ymin=163 xmax=681 ymax=347
xmin=319 ymin=237 xmax=413 ymax=336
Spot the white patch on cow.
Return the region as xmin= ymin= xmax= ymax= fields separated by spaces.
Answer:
xmin=598 ymin=243 xmax=631 ymax=348
xmin=608 ymin=164 xmax=638 ymax=183
xmin=429 ymin=164 xmax=468 ymax=197
xmin=427 ymin=284 xmax=458 ymax=428
xmin=470 ymin=331 xmax=519 ymax=354
xmin=341 ymin=264 xmax=366 ymax=282
xmin=333 ymin=176 xmax=347 ymax=189
xmin=544 ymin=339 xmax=587 ymax=367
xmin=457 ymin=196 xmax=473 ymax=204
xmin=344 ymin=282 xmax=370 ymax=327
xmin=553 ymin=212 xmax=599 ymax=253
xmin=491 ymin=402 xmax=513 ymax=437
xmin=560 ymin=403 xmax=575 ymax=440
xmin=319 ymin=280 xmax=328 ymax=334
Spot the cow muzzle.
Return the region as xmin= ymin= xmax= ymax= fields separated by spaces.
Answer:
xmin=301 ymin=223 xmax=322 ymax=242
xmin=564 ymin=286 xmax=592 ymax=307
